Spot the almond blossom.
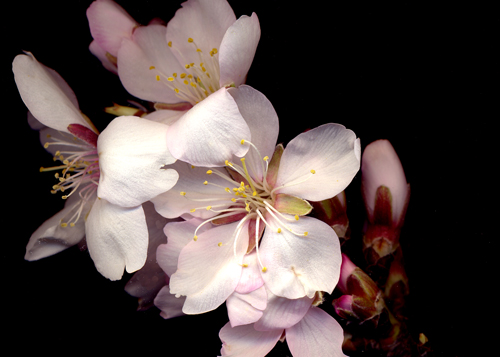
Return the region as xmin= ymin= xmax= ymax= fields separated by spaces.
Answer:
xmin=153 ymin=85 xmax=361 ymax=314
xmin=13 ymin=52 xmax=178 ymax=280
xmin=87 ymin=0 xmax=261 ymax=166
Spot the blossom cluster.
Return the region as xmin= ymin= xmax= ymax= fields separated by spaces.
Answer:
xmin=14 ymin=1 xmax=419 ymax=356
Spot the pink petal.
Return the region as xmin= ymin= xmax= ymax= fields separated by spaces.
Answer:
xmin=227 ymin=286 xmax=267 ymax=327
xmin=286 ymin=307 xmax=348 ymax=357
xmin=254 ymin=290 xmax=313 ymax=331
xmin=86 ymin=0 xmax=138 ymax=56
xmin=166 ymin=87 xmax=251 ymax=166
xmin=117 ymin=25 xmax=185 ymax=104
xmin=219 ymin=13 xmax=260 ymax=87
xmin=219 ymin=322 xmax=282 ymax=357
xmin=154 ymin=285 xmax=186 ymax=319
xmin=275 ymin=123 xmax=361 ymax=201
xmin=89 ymin=40 xmax=118 ymax=74
xmin=234 ymin=251 xmax=265 ymax=294
xmin=166 ymin=0 xmax=236 ymax=65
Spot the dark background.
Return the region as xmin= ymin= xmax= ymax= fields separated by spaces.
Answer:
xmin=4 ymin=1 xmax=496 ymax=355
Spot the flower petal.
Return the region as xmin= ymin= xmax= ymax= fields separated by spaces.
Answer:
xmin=124 ymin=201 xmax=175 ymax=310
xmin=154 ymin=285 xmax=186 ymax=319
xmin=166 ymin=87 xmax=251 ymax=166
xmin=97 ymin=116 xmax=178 ymax=207
xmin=169 ymin=221 xmax=249 ymax=314
xmin=86 ymin=0 xmax=138 ymax=56
xmin=12 ymin=53 xmax=92 ymax=133
xmin=227 ymin=286 xmax=267 ymax=327
xmin=151 ymin=162 xmax=234 ymax=219
xmin=85 ymin=198 xmax=148 ymax=280
xmin=228 ymin=85 xmax=279 ymax=180
xmin=166 ymin=0 xmax=236 ymax=65
xmin=25 ymin=189 xmax=95 ymax=261
xmin=286 ymin=307 xmax=348 ymax=357
xmin=234 ymin=251 xmax=265 ymax=294
xmin=157 ymin=218 xmax=209 ymax=277
xmin=89 ymin=40 xmax=118 ymax=74
xmin=275 ymin=123 xmax=360 ymax=202
xmin=117 ymin=25 xmax=186 ymax=104
xmin=259 ymin=215 xmax=342 ymax=299
xmin=219 ymin=322 xmax=282 ymax=357
xmin=143 ymin=109 xmax=187 ymax=125
xmin=254 ymin=290 xmax=313 ymax=331
xmin=219 ymin=13 xmax=260 ymax=87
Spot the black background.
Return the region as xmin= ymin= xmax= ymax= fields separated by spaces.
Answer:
xmin=4 ymin=1 xmax=496 ymax=356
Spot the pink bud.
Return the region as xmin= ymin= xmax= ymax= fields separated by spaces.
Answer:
xmin=338 ymin=253 xmax=357 ymax=294
xmin=361 ymin=140 xmax=409 ymax=226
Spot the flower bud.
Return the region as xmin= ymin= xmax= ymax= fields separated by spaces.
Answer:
xmin=361 ymin=140 xmax=409 ymax=227
xmin=311 ymin=191 xmax=350 ymax=244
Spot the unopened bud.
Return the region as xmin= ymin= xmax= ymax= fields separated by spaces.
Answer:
xmin=105 ymin=103 xmax=146 ymax=117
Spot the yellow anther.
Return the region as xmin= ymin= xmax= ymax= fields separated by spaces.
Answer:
xmin=263 ymin=156 xmax=269 ymax=161
xmin=196 ymin=48 xmax=202 ymax=52
xmin=167 ymin=77 xmax=175 ymax=82
xmin=70 ymin=223 xmax=75 ymax=227
xmin=183 ymin=80 xmax=189 ymax=85
xmin=62 ymin=195 xmax=68 ymax=200
xmin=188 ymin=38 xmax=194 ymax=43
xmin=277 ymin=228 xmax=282 ymax=233
xmin=225 ymin=160 xmax=230 ymax=166
xmin=180 ymin=191 xmax=187 ymax=196
xmin=168 ymin=41 xmax=172 ymax=47
xmin=60 ymin=223 xmax=68 ymax=228
xmin=174 ymin=88 xmax=180 ymax=93
xmin=225 ymin=187 xmax=231 ymax=193
xmin=241 ymin=139 xmax=245 ymax=145
xmin=190 ymin=208 xmax=196 ymax=213
xmin=156 ymin=75 xmax=161 ymax=81
xmin=185 ymin=64 xmax=191 ymax=69
xmin=304 ymin=232 xmax=309 ymax=236
xmin=180 ymin=73 xmax=186 ymax=78
xmin=206 ymin=170 xmax=213 ymax=175
xmin=218 ymin=242 xmax=223 ymax=247
xmin=206 ymin=206 xmax=212 ymax=211
xmin=231 ymin=198 xmax=237 ymax=202
xmin=261 ymin=267 xmax=268 ymax=273
xmin=190 ymin=82 xmax=197 ymax=88
xmin=193 ymin=235 xmax=198 ymax=241
xmin=242 ymin=264 xmax=249 ymax=268
xmin=55 ymin=151 xmax=61 ymax=156
xmin=310 ymin=169 xmax=316 ymax=174
xmin=203 ymin=181 xmax=208 ymax=185
xmin=149 ymin=66 xmax=156 ymax=70
xmin=173 ymin=73 xmax=177 ymax=77
xmin=295 ymin=215 xmax=299 ymax=221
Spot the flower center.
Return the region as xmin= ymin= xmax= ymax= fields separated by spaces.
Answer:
xmin=150 ymin=37 xmax=221 ymax=105
xmin=40 ymin=129 xmax=99 ymax=227
xmin=179 ymin=140 xmax=316 ymax=272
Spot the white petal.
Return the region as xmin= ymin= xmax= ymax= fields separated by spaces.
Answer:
xmin=219 ymin=322 xmax=282 ymax=357
xmin=89 ymin=40 xmax=118 ymax=74
xmin=259 ymin=215 xmax=342 ymax=299
xmin=254 ymin=290 xmax=313 ymax=331
xmin=166 ymin=88 xmax=251 ymax=166
xmin=143 ymin=109 xmax=187 ymax=125
xmin=85 ymin=198 xmax=148 ymax=281
xmin=275 ymin=123 xmax=360 ymax=201
xmin=219 ymin=13 xmax=261 ymax=87
xmin=228 ymin=85 xmax=279 ymax=181
xmin=13 ymin=53 xmax=92 ymax=133
xmin=227 ymin=286 xmax=267 ymax=327
xmin=286 ymin=307 xmax=348 ymax=357
xmin=97 ymin=116 xmax=178 ymax=207
xmin=169 ymin=221 xmax=249 ymax=314
xmin=166 ymin=0 xmax=236 ymax=65
xmin=234 ymin=251 xmax=265 ymax=294
xmin=25 ymin=189 xmax=95 ymax=261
